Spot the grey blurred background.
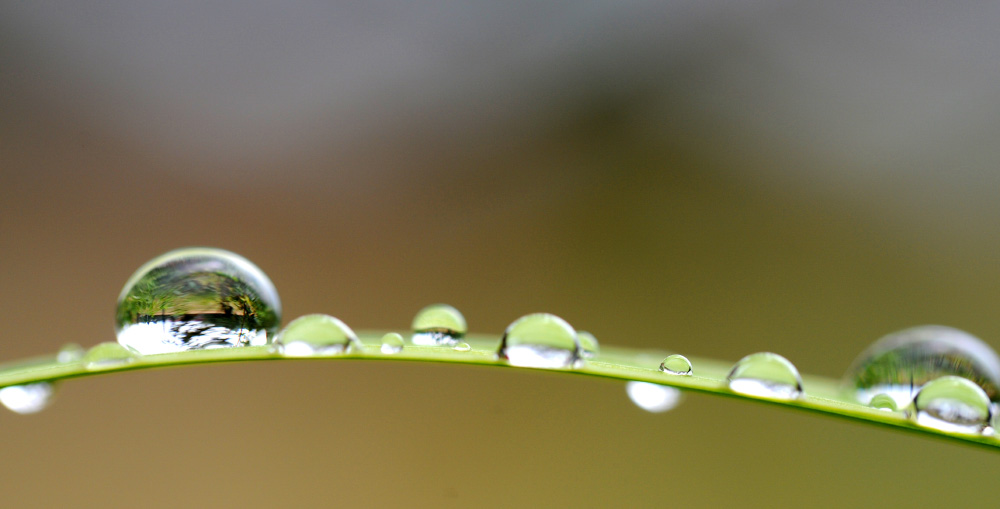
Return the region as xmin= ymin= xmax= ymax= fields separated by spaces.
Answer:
xmin=2 ymin=1 xmax=1000 ymax=507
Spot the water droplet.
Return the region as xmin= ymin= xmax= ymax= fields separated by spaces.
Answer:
xmin=411 ymin=304 xmax=467 ymax=346
xmin=277 ymin=314 xmax=359 ymax=356
xmin=869 ymin=393 xmax=899 ymax=412
xmin=83 ymin=342 xmax=136 ymax=370
xmin=380 ymin=333 xmax=404 ymax=354
xmin=577 ymin=331 xmax=599 ymax=358
xmin=727 ymin=352 xmax=804 ymax=400
xmin=57 ymin=343 xmax=85 ymax=363
xmin=0 ymin=383 xmax=55 ymax=414
xmin=659 ymin=354 xmax=693 ymax=376
xmin=843 ymin=325 xmax=1000 ymax=409
xmin=498 ymin=313 xmax=580 ymax=369
xmin=625 ymin=382 xmax=683 ymax=413
xmin=912 ymin=376 xmax=991 ymax=434
xmin=115 ymin=247 xmax=281 ymax=355
xmin=454 ymin=342 xmax=471 ymax=352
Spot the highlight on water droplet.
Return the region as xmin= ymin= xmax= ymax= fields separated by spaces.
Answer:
xmin=411 ymin=303 xmax=467 ymax=346
xmin=115 ymin=247 xmax=281 ymax=355
xmin=726 ymin=352 xmax=804 ymax=400
xmin=84 ymin=342 xmax=137 ymax=370
xmin=57 ymin=343 xmax=85 ymax=363
xmin=625 ymin=382 xmax=683 ymax=413
xmin=577 ymin=331 xmax=599 ymax=358
xmin=843 ymin=325 xmax=1000 ymax=409
xmin=277 ymin=314 xmax=359 ymax=357
xmin=380 ymin=333 xmax=404 ymax=354
xmin=659 ymin=354 xmax=693 ymax=376
xmin=0 ymin=383 xmax=55 ymax=414
xmin=498 ymin=313 xmax=581 ymax=369
xmin=912 ymin=375 xmax=991 ymax=435
xmin=868 ymin=393 xmax=899 ymax=412
xmin=453 ymin=342 xmax=471 ymax=352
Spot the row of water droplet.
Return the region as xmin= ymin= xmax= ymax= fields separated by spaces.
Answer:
xmin=4 ymin=247 xmax=1000 ymax=440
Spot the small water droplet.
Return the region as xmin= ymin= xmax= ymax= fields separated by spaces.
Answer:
xmin=115 ymin=247 xmax=281 ymax=355
xmin=454 ymin=342 xmax=471 ymax=352
xmin=57 ymin=343 xmax=85 ymax=363
xmin=625 ymin=382 xmax=683 ymax=413
xmin=912 ymin=375 xmax=991 ymax=435
xmin=411 ymin=304 xmax=467 ymax=346
xmin=727 ymin=352 xmax=804 ymax=400
xmin=498 ymin=313 xmax=580 ymax=369
xmin=843 ymin=325 xmax=1000 ymax=409
xmin=659 ymin=354 xmax=692 ymax=376
xmin=868 ymin=393 xmax=899 ymax=412
xmin=577 ymin=331 xmax=599 ymax=358
xmin=83 ymin=342 xmax=136 ymax=370
xmin=380 ymin=333 xmax=404 ymax=354
xmin=277 ymin=314 xmax=359 ymax=356
xmin=0 ymin=383 xmax=55 ymax=414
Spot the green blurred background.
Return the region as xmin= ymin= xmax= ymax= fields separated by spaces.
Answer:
xmin=2 ymin=2 xmax=999 ymax=507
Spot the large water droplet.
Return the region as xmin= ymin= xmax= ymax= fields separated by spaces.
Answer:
xmin=0 ymin=383 xmax=55 ymax=414
xmin=843 ymin=325 xmax=1000 ymax=409
xmin=727 ymin=352 xmax=804 ymax=400
xmin=577 ymin=331 xmax=599 ymax=358
xmin=115 ymin=247 xmax=281 ymax=355
xmin=625 ymin=382 xmax=682 ymax=413
xmin=83 ymin=342 xmax=136 ymax=370
xmin=659 ymin=354 xmax=692 ymax=376
xmin=498 ymin=313 xmax=580 ymax=369
xmin=411 ymin=304 xmax=467 ymax=346
xmin=380 ymin=333 xmax=404 ymax=354
xmin=277 ymin=314 xmax=359 ymax=356
xmin=912 ymin=376 xmax=991 ymax=434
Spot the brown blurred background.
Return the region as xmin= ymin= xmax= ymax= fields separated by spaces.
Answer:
xmin=2 ymin=2 xmax=1000 ymax=507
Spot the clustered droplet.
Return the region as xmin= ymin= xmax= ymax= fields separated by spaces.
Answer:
xmin=380 ymin=333 xmax=405 ymax=354
xmin=411 ymin=304 xmax=467 ymax=346
xmin=659 ymin=354 xmax=693 ymax=376
xmin=727 ymin=352 xmax=804 ymax=400
xmin=277 ymin=314 xmax=359 ymax=357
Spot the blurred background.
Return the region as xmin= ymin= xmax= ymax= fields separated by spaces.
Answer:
xmin=2 ymin=1 xmax=1000 ymax=506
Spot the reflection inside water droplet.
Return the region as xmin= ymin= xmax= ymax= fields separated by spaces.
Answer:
xmin=380 ymin=333 xmax=404 ymax=354
xmin=843 ymin=325 xmax=1000 ymax=409
xmin=498 ymin=313 xmax=580 ymax=369
xmin=912 ymin=376 xmax=991 ymax=435
xmin=277 ymin=314 xmax=359 ymax=356
xmin=0 ymin=383 xmax=55 ymax=414
xmin=659 ymin=354 xmax=692 ymax=376
xmin=577 ymin=331 xmax=599 ymax=358
xmin=626 ymin=382 xmax=682 ymax=413
xmin=84 ymin=342 xmax=137 ymax=370
xmin=727 ymin=352 xmax=804 ymax=400
xmin=115 ymin=247 xmax=281 ymax=355
xmin=411 ymin=304 xmax=467 ymax=346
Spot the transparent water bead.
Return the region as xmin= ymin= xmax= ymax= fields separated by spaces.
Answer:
xmin=84 ymin=342 xmax=136 ymax=370
xmin=577 ymin=331 xmax=599 ymax=358
xmin=411 ymin=304 xmax=467 ymax=346
xmin=912 ymin=376 xmax=991 ymax=435
xmin=453 ymin=342 xmax=472 ymax=352
xmin=727 ymin=352 xmax=804 ymax=400
xmin=868 ymin=393 xmax=899 ymax=412
xmin=659 ymin=354 xmax=693 ymax=376
xmin=498 ymin=313 xmax=580 ymax=369
xmin=625 ymin=382 xmax=682 ymax=413
xmin=380 ymin=333 xmax=405 ymax=354
xmin=0 ymin=383 xmax=55 ymax=414
xmin=277 ymin=314 xmax=359 ymax=357
xmin=116 ymin=247 xmax=281 ymax=355
xmin=843 ymin=325 xmax=1000 ymax=409
xmin=57 ymin=343 xmax=85 ymax=363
